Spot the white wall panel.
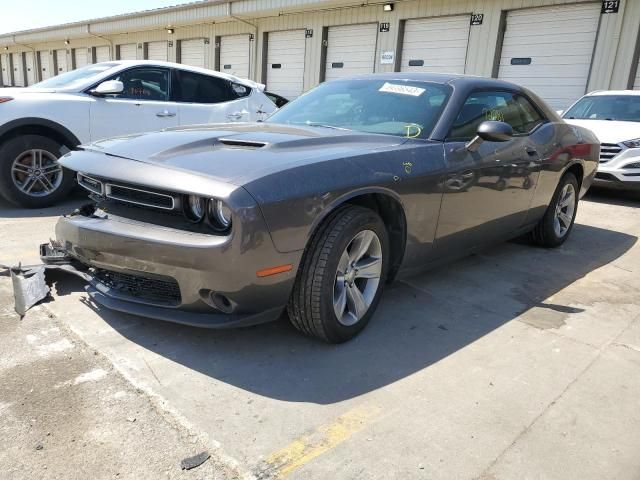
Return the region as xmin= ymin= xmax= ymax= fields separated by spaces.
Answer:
xmin=325 ymin=23 xmax=377 ymax=81
xmin=266 ymin=30 xmax=306 ymax=98
xmin=498 ymin=3 xmax=601 ymax=110
xmin=400 ymin=15 xmax=470 ymax=74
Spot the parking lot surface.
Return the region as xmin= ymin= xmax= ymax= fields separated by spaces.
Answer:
xmin=1 ymin=189 xmax=639 ymax=479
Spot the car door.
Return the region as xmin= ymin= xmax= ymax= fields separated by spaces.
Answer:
xmin=434 ymin=90 xmax=544 ymax=253
xmin=170 ymin=68 xmax=254 ymax=126
xmin=89 ymin=66 xmax=179 ymax=141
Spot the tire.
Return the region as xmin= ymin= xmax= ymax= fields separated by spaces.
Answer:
xmin=287 ymin=205 xmax=389 ymax=343
xmin=0 ymin=134 xmax=75 ymax=208
xmin=531 ymin=172 xmax=579 ymax=248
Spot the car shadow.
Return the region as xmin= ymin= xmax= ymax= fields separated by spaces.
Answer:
xmin=585 ymin=187 xmax=640 ymax=207
xmin=0 ymin=189 xmax=88 ymax=219
xmin=60 ymin=222 xmax=636 ymax=405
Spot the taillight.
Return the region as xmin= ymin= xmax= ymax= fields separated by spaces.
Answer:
xmin=0 ymin=97 xmax=13 ymax=104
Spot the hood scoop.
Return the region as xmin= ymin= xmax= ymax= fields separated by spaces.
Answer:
xmin=218 ymin=138 xmax=267 ymax=148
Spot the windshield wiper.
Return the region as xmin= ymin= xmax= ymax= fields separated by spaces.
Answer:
xmin=304 ymin=122 xmax=352 ymax=131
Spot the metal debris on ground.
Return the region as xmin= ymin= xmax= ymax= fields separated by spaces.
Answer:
xmin=180 ymin=451 xmax=211 ymax=470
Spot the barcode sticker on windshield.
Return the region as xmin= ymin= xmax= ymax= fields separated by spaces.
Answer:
xmin=379 ymin=82 xmax=425 ymax=97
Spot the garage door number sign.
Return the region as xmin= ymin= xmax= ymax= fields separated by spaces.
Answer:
xmin=601 ymin=0 xmax=619 ymax=13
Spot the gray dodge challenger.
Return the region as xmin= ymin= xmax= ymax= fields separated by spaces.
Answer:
xmin=51 ymin=73 xmax=599 ymax=343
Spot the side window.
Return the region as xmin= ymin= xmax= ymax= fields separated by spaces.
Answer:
xmin=172 ymin=70 xmax=241 ymax=104
xmin=110 ymin=68 xmax=169 ymax=101
xmin=449 ymin=91 xmax=544 ymax=140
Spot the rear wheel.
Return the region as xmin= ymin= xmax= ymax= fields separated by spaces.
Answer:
xmin=531 ymin=172 xmax=579 ymax=248
xmin=0 ymin=134 xmax=75 ymax=208
xmin=287 ymin=205 xmax=389 ymax=343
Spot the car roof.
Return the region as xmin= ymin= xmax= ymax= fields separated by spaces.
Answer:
xmin=586 ymin=89 xmax=640 ymax=96
xmin=103 ymin=60 xmax=260 ymax=88
xmin=333 ymin=72 xmax=526 ymax=90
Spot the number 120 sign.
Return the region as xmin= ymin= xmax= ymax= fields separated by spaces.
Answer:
xmin=601 ymin=0 xmax=619 ymax=14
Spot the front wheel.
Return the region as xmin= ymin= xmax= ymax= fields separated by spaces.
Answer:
xmin=287 ymin=205 xmax=389 ymax=343
xmin=531 ymin=172 xmax=579 ymax=248
xmin=0 ymin=134 xmax=75 ymax=208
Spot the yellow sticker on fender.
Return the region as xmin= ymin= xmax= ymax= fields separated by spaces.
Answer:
xmin=379 ymin=82 xmax=425 ymax=96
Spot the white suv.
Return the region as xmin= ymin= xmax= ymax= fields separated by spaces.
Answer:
xmin=0 ymin=61 xmax=277 ymax=207
xmin=563 ymin=90 xmax=640 ymax=191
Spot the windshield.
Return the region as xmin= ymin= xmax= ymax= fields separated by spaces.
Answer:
xmin=564 ymin=95 xmax=640 ymax=122
xmin=266 ymin=79 xmax=452 ymax=139
xmin=33 ymin=63 xmax=120 ymax=89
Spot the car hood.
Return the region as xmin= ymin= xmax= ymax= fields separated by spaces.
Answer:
xmin=0 ymin=87 xmax=59 ymax=95
xmin=563 ymin=119 xmax=640 ymax=144
xmin=68 ymin=123 xmax=408 ymax=185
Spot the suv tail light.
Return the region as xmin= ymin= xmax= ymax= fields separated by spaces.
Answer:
xmin=0 ymin=97 xmax=14 ymax=104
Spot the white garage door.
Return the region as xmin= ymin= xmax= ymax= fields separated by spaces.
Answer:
xmin=1 ymin=54 xmax=10 ymax=86
xmin=401 ymin=15 xmax=470 ymax=73
xmin=55 ymin=49 xmax=68 ymax=74
xmin=39 ymin=51 xmax=52 ymax=80
xmin=12 ymin=53 xmax=24 ymax=86
xmin=118 ymin=43 xmax=137 ymax=60
xmin=74 ymin=48 xmax=88 ymax=69
xmin=325 ymin=24 xmax=377 ymax=81
xmin=220 ymin=35 xmax=250 ymax=78
xmin=25 ymin=51 xmax=36 ymax=85
xmin=498 ymin=3 xmax=601 ymax=110
xmin=95 ymin=46 xmax=111 ymax=63
xmin=180 ymin=38 xmax=206 ymax=68
xmin=266 ymin=30 xmax=305 ymax=99
xmin=146 ymin=41 xmax=168 ymax=61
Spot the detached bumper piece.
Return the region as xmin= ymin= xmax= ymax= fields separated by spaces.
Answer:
xmin=1 ymin=242 xmax=92 ymax=316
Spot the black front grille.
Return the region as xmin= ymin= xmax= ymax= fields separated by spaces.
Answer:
xmin=106 ymin=184 xmax=175 ymax=210
xmin=94 ymin=268 xmax=181 ymax=306
xmin=599 ymin=143 xmax=622 ymax=163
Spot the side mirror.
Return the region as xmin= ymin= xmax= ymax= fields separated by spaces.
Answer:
xmin=466 ymin=121 xmax=513 ymax=152
xmin=91 ymin=80 xmax=124 ymax=96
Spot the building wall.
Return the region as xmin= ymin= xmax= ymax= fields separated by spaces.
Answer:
xmin=1 ymin=0 xmax=639 ymax=98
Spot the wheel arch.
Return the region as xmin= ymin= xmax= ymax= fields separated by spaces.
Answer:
xmin=307 ymin=187 xmax=408 ymax=282
xmin=0 ymin=117 xmax=81 ymax=151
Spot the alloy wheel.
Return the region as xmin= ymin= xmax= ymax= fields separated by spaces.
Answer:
xmin=553 ymin=182 xmax=576 ymax=238
xmin=11 ymin=149 xmax=63 ymax=197
xmin=333 ymin=229 xmax=383 ymax=326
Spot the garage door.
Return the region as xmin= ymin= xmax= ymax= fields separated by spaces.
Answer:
xmin=325 ymin=24 xmax=377 ymax=81
xmin=74 ymin=48 xmax=88 ymax=69
xmin=55 ymin=49 xmax=68 ymax=74
xmin=1 ymin=54 xmax=10 ymax=86
xmin=180 ymin=38 xmax=206 ymax=68
xmin=12 ymin=53 xmax=24 ymax=86
xmin=146 ymin=41 xmax=168 ymax=61
xmin=266 ymin=30 xmax=305 ymax=99
xmin=118 ymin=43 xmax=137 ymax=60
xmin=400 ymin=15 xmax=470 ymax=73
xmin=25 ymin=52 xmax=36 ymax=85
xmin=498 ymin=3 xmax=601 ymax=110
xmin=220 ymin=35 xmax=250 ymax=78
xmin=39 ymin=51 xmax=52 ymax=80
xmin=95 ymin=46 xmax=110 ymax=63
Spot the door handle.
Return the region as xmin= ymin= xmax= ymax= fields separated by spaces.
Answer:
xmin=156 ymin=110 xmax=176 ymax=118
xmin=226 ymin=111 xmax=245 ymax=121
xmin=525 ymin=146 xmax=538 ymax=156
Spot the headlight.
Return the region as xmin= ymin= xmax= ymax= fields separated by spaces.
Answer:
xmin=207 ymin=199 xmax=232 ymax=230
xmin=623 ymin=138 xmax=640 ymax=149
xmin=183 ymin=194 xmax=206 ymax=222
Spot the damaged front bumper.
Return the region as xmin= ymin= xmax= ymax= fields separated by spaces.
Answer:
xmin=7 ymin=204 xmax=302 ymax=328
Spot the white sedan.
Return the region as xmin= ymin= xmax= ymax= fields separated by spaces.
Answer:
xmin=0 ymin=61 xmax=277 ymax=207
xmin=563 ymin=90 xmax=640 ymax=191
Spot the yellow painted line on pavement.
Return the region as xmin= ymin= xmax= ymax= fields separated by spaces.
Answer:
xmin=263 ymin=404 xmax=382 ymax=478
